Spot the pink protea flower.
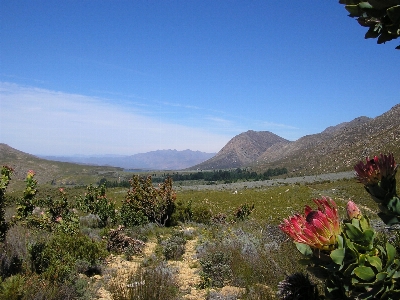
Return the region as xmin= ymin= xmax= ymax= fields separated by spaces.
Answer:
xmin=354 ymin=153 xmax=397 ymax=185
xmin=279 ymin=197 xmax=341 ymax=251
xmin=346 ymin=200 xmax=361 ymax=220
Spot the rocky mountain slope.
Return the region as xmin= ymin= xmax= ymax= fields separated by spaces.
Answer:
xmin=190 ymin=130 xmax=290 ymax=170
xmin=0 ymin=144 xmax=122 ymax=186
xmin=255 ymin=104 xmax=400 ymax=175
xmin=190 ymin=104 xmax=400 ymax=175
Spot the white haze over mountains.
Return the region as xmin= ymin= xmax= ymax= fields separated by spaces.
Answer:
xmin=39 ymin=149 xmax=216 ymax=170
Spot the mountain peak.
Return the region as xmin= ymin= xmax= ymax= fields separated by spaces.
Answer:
xmin=190 ymin=131 xmax=290 ymax=170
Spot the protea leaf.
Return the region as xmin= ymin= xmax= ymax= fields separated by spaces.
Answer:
xmin=366 ymin=255 xmax=382 ymax=272
xmin=295 ymin=242 xmax=313 ymax=256
xmin=387 ymin=5 xmax=400 ymax=23
xmin=331 ymin=248 xmax=346 ymax=265
xmin=354 ymin=266 xmax=376 ymax=281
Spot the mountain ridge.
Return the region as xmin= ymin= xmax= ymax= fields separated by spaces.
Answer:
xmin=39 ymin=149 xmax=216 ymax=170
xmin=191 ymin=104 xmax=400 ymax=174
xmin=2 ymin=104 xmax=399 ymax=178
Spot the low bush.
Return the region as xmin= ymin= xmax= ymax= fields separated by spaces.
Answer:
xmin=160 ymin=230 xmax=187 ymax=260
xmin=199 ymin=250 xmax=232 ymax=288
xmin=108 ymin=260 xmax=179 ymax=300
xmin=29 ymin=232 xmax=107 ymax=281
xmin=0 ymin=273 xmax=92 ymax=300
xmin=191 ymin=205 xmax=212 ymax=224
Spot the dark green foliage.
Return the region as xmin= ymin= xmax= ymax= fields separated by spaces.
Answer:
xmin=120 ymin=176 xmax=176 ymax=227
xmin=154 ymin=167 xmax=288 ymax=183
xmin=191 ymin=205 xmax=212 ymax=224
xmin=77 ymin=184 xmax=116 ymax=227
xmin=0 ymin=273 xmax=91 ymax=300
xmin=277 ymin=272 xmax=321 ymax=300
xmin=234 ymin=203 xmax=255 ymax=221
xmin=170 ymin=199 xmax=193 ymax=225
xmin=101 ymin=178 xmax=131 ymax=188
xmin=339 ymin=0 xmax=400 ymax=49
xmin=0 ymin=166 xmax=13 ymax=241
xmin=119 ymin=205 xmax=149 ymax=227
xmin=29 ymin=232 xmax=107 ymax=282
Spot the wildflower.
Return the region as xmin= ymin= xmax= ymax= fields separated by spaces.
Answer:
xmin=346 ymin=200 xmax=361 ymax=220
xmin=354 ymin=153 xmax=397 ymax=185
xmin=27 ymin=170 xmax=35 ymax=177
xmin=279 ymin=197 xmax=340 ymax=251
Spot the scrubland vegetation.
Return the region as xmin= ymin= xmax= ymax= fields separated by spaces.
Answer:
xmin=0 ymin=157 xmax=399 ymax=299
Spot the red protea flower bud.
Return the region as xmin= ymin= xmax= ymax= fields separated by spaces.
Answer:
xmin=346 ymin=200 xmax=361 ymax=220
xmin=354 ymin=153 xmax=397 ymax=185
xmin=279 ymin=197 xmax=341 ymax=251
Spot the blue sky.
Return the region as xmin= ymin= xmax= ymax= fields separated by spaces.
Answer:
xmin=1 ymin=1 xmax=399 ymax=156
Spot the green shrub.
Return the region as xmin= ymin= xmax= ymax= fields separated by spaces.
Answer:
xmin=77 ymin=184 xmax=116 ymax=228
xmin=15 ymin=170 xmax=38 ymax=221
xmin=191 ymin=205 xmax=212 ymax=224
xmin=234 ymin=203 xmax=254 ymax=221
xmin=120 ymin=176 xmax=176 ymax=227
xmin=0 ymin=166 xmax=13 ymax=241
xmin=29 ymin=232 xmax=107 ymax=281
xmin=0 ymin=274 xmax=25 ymax=300
xmin=170 ymin=199 xmax=193 ymax=225
xmin=119 ymin=205 xmax=148 ymax=227
xmin=0 ymin=273 xmax=91 ymax=300
xmin=199 ymin=251 xmax=232 ymax=288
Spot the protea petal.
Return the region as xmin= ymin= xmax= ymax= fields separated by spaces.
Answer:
xmin=279 ymin=197 xmax=340 ymax=251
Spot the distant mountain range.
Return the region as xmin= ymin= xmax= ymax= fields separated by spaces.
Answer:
xmin=1 ymin=104 xmax=399 ymax=180
xmin=39 ymin=149 xmax=216 ymax=170
xmin=191 ymin=104 xmax=400 ymax=176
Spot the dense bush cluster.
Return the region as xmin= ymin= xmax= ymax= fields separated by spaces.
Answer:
xmin=156 ymin=167 xmax=288 ymax=183
xmin=120 ymin=175 xmax=176 ymax=227
xmin=158 ymin=230 xmax=187 ymax=260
